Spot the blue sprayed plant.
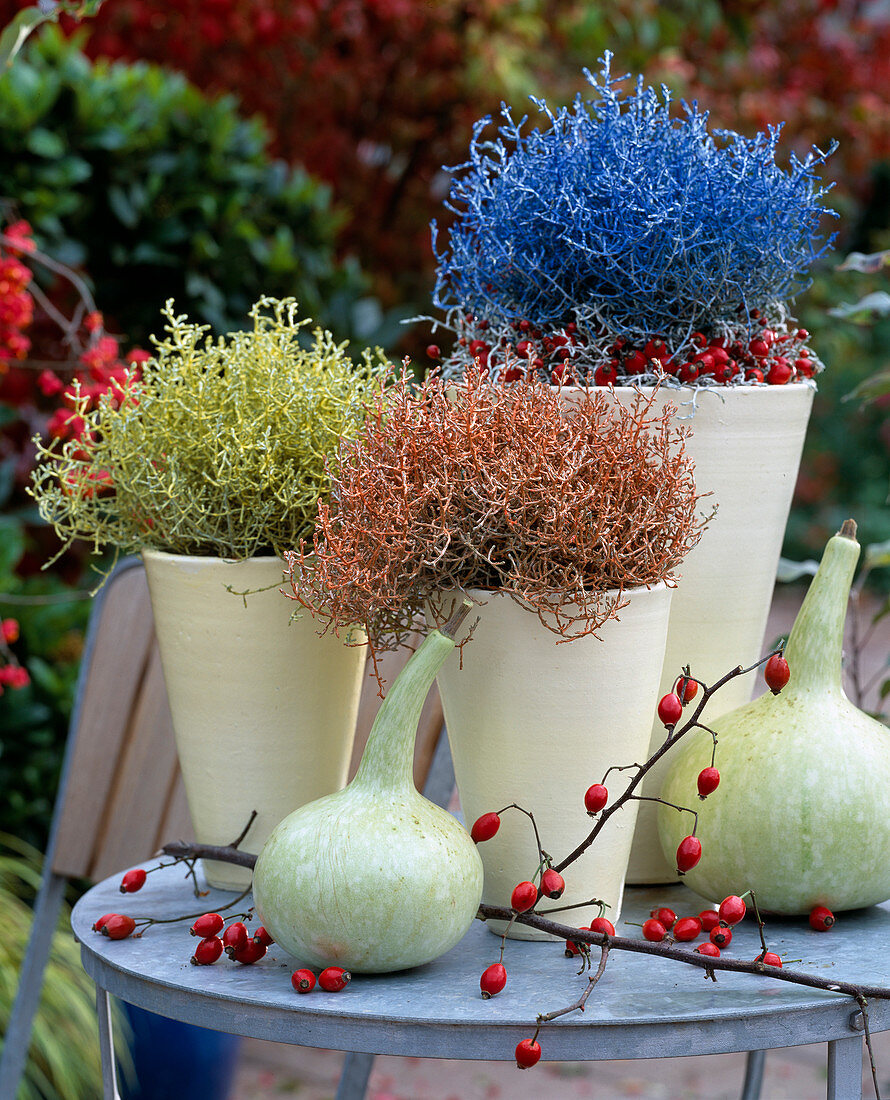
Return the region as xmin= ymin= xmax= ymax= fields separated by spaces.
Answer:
xmin=430 ymin=54 xmax=838 ymax=386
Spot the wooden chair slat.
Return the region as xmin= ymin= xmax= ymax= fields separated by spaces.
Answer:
xmin=51 ymin=569 xmax=156 ymax=878
xmin=89 ymin=645 xmax=180 ymax=882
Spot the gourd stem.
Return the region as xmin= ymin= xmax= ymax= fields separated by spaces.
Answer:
xmin=783 ymin=521 xmax=859 ymax=694
xmin=352 ymin=598 xmax=473 ymax=792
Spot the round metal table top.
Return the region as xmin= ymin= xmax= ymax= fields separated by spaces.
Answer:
xmin=72 ymin=861 xmax=890 ymax=1062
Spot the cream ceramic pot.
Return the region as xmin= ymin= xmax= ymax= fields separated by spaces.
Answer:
xmin=434 ymin=584 xmax=673 ymax=939
xmin=142 ymin=551 xmax=366 ymax=890
xmin=593 ymin=384 xmax=815 ymax=882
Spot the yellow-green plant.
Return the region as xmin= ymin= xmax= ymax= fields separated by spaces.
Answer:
xmin=0 ymin=834 xmax=129 ymax=1100
xmin=30 ymin=298 xmax=390 ymax=560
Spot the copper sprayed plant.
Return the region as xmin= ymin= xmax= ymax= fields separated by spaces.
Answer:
xmin=287 ymin=368 xmax=706 ymax=653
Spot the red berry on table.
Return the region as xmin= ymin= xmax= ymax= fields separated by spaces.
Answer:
xmin=230 ymin=938 xmax=267 ymax=965
xmin=718 ymin=895 xmax=747 ymax=925
xmin=470 ymin=812 xmax=501 ymax=843
xmin=318 ymin=966 xmax=351 ymax=992
xmin=642 ymin=918 xmax=667 ymax=942
xmin=809 ymin=905 xmax=836 ymax=932
xmin=191 ymin=937 xmax=223 ymax=965
xmin=584 ymin=783 xmax=608 ymax=814
xmin=757 ymin=951 xmax=783 ymax=967
xmin=564 ymin=936 xmax=583 ymax=957
xmin=699 ymin=909 xmax=720 ymax=933
xmin=102 ymin=914 xmax=136 ymax=940
xmin=120 ymin=868 xmax=147 ymax=893
xmin=678 ymin=361 xmax=700 ymax=383
xmin=511 ymin=881 xmax=538 ymax=913
xmin=426 ymin=344 xmax=441 ymax=360
xmin=92 ymin=913 xmax=115 ymax=933
xmin=222 ymin=921 xmax=249 ymax=954
xmin=191 ymin=912 xmax=225 ymax=938
xmin=515 ymin=1038 xmax=542 ymax=1069
xmin=650 ymin=907 xmax=677 ymax=930
xmin=710 ymin=924 xmax=732 ymax=948
xmin=696 ymin=942 xmax=720 ymax=958
xmin=480 ymin=962 xmax=507 ymax=999
xmin=657 ymin=692 xmax=683 ymax=728
xmin=589 ymin=916 xmax=616 ymax=936
xmin=674 ymin=675 xmax=698 ymax=704
xmin=676 ymin=835 xmax=702 ymax=875
xmin=253 ymin=926 xmax=275 ymax=947
xmin=767 ymin=358 xmax=792 ymax=385
xmin=764 ymin=653 xmax=790 ymax=694
xmin=539 ymin=869 xmax=565 ymax=900
xmin=673 ymin=916 xmax=702 ymax=942
xmin=697 ymin=766 xmax=720 ymax=799
xmin=292 ymin=968 xmax=317 ymax=993
xmin=745 ymin=368 xmax=764 ymax=383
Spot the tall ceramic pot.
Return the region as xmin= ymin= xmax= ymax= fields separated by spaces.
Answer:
xmin=598 ymin=384 xmax=815 ymax=882
xmin=142 ymin=551 xmax=367 ymax=890
xmin=434 ymin=584 xmax=673 ymax=940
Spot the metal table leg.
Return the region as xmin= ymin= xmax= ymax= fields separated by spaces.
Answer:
xmin=827 ymin=1035 xmax=863 ymax=1100
xmin=96 ymin=987 xmax=122 ymax=1100
xmin=335 ymin=1051 xmax=376 ymax=1100
xmin=740 ymin=1049 xmax=766 ymax=1100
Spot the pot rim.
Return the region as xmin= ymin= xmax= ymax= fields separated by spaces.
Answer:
xmin=140 ymin=548 xmax=285 ymax=566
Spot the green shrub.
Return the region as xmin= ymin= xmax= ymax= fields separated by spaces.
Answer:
xmin=0 ymin=547 xmax=88 ymax=852
xmin=0 ymin=27 xmax=371 ymax=345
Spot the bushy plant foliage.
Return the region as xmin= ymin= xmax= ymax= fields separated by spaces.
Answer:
xmin=432 ymin=54 xmax=837 ymax=383
xmin=288 ymin=368 xmax=705 ymax=653
xmin=0 ymin=28 xmax=368 ymax=345
xmin=30 ymin=299 xmax=391 ymax=560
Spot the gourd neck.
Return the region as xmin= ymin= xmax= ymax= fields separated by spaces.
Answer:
xmin=783 ymin=520 xmax=859 ymax=694
xmin=351 ymin=600 xmax=472 ymax=793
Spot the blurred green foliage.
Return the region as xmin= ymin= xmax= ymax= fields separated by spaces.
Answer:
xmin=785 ymin=244 xmax=890 ymax=568
xmin=0 ymin=26 xmax=379 ymax=346
xmin=0 ymin=568 xmax=88 ymax=852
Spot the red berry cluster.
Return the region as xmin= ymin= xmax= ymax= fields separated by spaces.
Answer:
xmin=639 ymin=895 xmax=776 ymax=962
xmin=605 ymin=325 xmax=816 ymax=387
xmin=42 ymin=321 xmax=149 ymax=449
xmin=432 ymin=316 xmax=589 ymax=385
xmin=439 ymin=313 xmax=820 ymax=390
xmin=190 ymin=913 xmax=275 ymax=966
xmin=0 ymin=222 xmax=34 ymax=371
xmin=291 ymin=966 xmax=351 ymax=994
xmin=0 ymin=616 xmax=29 ymax=694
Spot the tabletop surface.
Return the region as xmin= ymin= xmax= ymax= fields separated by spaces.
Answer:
xmin=72 ymin=861 xmax=890 ymax=1062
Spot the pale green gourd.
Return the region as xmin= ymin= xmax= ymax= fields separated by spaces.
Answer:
xmin=658 ymin=520 xmax=890 ymax=915
xmin=252 ymin=601 xmax=483 ymax=972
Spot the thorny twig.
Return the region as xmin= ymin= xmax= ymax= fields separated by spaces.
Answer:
xmin=553 ymin=650 xmax=779 ymax=875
